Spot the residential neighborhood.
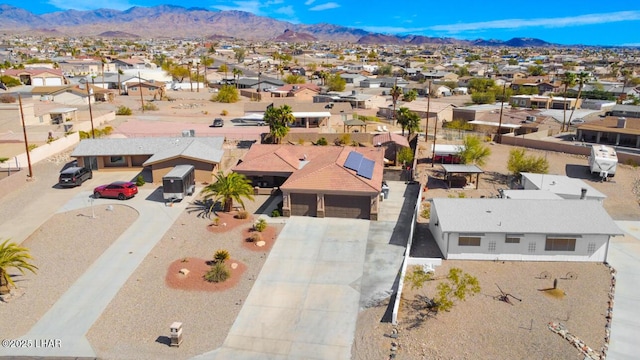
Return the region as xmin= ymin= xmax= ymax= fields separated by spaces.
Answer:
xmin=0 ymin=21 xmax=640 ymax=360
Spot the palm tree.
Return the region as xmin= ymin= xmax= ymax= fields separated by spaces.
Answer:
xmin=567 ymin=72 xmax=590 ymax=127
xmin=560 ymin=72 xmax=576 ymax=132
xmin=457 ymin=135 xmax=491 ymax=167
xmin=264 ymin=104 xmax=295 ymax=144
xmin=0 ymin=239 xmax=38 ymax=295
xmin=232 ymin=68 xmax=243 ymax=89
xmin=200 ymin=56 xmax=213 ymax=89
xmin=201 ymin=172 xmax=254 ymax=213
xmin=389 ymin=84 xmax=403 ymax=125
xmin=396 ymin=107 xmax=411 ymax=135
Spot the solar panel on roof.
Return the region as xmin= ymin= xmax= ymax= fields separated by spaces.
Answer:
xmin=357 ymin=158 xmax=375 ymax=180
xmin=344 ymin=151 xmax=364 ymax=171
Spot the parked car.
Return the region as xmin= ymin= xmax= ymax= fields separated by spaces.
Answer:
xmin=570 ymin=118 xmax=585 ymax=125
xmin=210 ymin=118 xmax=224 ymax=127
xmin=93 ymin=181 xmax=138 ymax=200
xmin=58 ymin=166 xmax=92 ymax=187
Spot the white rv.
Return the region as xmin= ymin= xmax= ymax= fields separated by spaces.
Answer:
xmin=589 ymin=145 xmax=617 ymax=180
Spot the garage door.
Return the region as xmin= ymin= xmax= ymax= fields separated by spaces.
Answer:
xmin=325 ymin=195 xmax=370 ymax=219
xmin=290 ymin=193 xmax=317 ymax=217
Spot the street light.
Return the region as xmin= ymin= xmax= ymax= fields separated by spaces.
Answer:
xmin=79 ymin=78 xmax=95 ymax=138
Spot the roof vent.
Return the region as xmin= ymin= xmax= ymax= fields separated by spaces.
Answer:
xmin=617 ymin=117 xmax=627 ymax=128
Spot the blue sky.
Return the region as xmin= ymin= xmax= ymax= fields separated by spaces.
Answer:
xmin=7 ymin=0 xmax=640 ymax=46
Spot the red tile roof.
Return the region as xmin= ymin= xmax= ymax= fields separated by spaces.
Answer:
xmin=372 ymin=132 xmax=410 ymax=148
xmin=233 ymin=144 xmax=383 ymax=193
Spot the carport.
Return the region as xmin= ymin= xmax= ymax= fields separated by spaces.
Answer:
xmin=441 ymin=164 xmax=484 ymax=189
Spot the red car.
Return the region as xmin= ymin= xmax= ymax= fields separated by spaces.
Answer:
xmin=93 ymin=181 xmax=138 ymax=200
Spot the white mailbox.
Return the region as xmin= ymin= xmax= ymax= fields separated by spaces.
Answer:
xmin=170 ymin=322 xmax=183 ymax=347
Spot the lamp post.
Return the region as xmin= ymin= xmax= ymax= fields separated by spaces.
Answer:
xmin=80 ymin=78 xmax=95 ymax=139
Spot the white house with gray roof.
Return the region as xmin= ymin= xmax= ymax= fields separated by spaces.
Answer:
xmin=520 ymin=173 xmax=606 ymax=202
xmin=428 ymin=198 xmax=622 ymax=262
xmin=71 ymin=137 xmax=224 ymax=183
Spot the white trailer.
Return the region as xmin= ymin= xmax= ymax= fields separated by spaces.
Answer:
xmin=589 ymin=145 xmax=617 ymax=180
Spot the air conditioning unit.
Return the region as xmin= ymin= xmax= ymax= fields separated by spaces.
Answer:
xmin=525 ymin=116 xmax=536 ymax=123
xmin=181 ymin=129 xmax=196 ymax=137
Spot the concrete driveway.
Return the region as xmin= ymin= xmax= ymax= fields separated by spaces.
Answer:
xmin=607 ymin=221 xmax=640 ymax=360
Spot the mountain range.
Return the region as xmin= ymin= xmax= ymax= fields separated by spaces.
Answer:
xmin=0 ymin=4 xmax=553 ymax=47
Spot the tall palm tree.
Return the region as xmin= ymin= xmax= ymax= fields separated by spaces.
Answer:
xmin=390 ymin=84 xmax=403 ymax=125
xmin=264 ymin=104 xmax=295 ymax=144
xmin=396 ymin=107 xmax=411 ymax=135
xmin=567 ymin=72 xmax=590 ymax=127
xmin=0 ymin=239 xmax=38 ymax=295
xmin=560 ymin=72 xmax=576 ymax=132
xmin=201 ymin=55 xmax=213 ymax=89
xmin=232 ymin=68 xmax=243 ymax=89
xmin=201 ymin=172 xmax=255 ymax=213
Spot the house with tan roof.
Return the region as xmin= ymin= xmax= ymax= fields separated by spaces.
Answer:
xmin=232 ymin=144 xmax=385 ymax=220
xmin=269 ymin=83 xmax=320 ymax=101
xmin=2 ymin=68 xmax=65 ymax=86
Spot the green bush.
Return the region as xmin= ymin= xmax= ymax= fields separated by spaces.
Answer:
xmin=212 ymin=86 xmax=239 ymax=103
xmin=336 ymin=134 xmax=351 ymax=146
xmin=204 ymin=262 xmax=230 ymax=283
xmin=316 ymin=137 xmax=328 ymax=146
xmin=213 ymin=249 xmax=230 ymax=263
xmin=135 ymin=174 xmax=145 ymax=186
xmin=28 ymin=144 xmax=37 ymax=152
xmin=271 ymin=209 xmax=281 ymax=217
xmin=116 ymin=106 xmax=132 ymax=115
xmin=254 ymin=219 xmax=267 ymax=232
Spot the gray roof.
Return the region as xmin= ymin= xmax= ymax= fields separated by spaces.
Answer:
xmin=521 ymin=173 xmax=606 ymax=200
xmin=432 ymin=198 xmax=622 ymax=236
xmin=442 ymin=164 xmax=484 ymax=174
xmin=71 ymin=137 xmax=224 ymax=164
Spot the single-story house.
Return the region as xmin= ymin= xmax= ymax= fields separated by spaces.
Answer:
xmin=232 ymin=144 xmax=384 ymax=220
xmin=2 ymin=68 xmax=65 ymax=86
xmin=520 ymin=172 xmax=607 ymax=202
xmin=428 ymin=198 xmax=623 ymax=262
xmin=70 ymin=137 xmax=224 ymax=183
xmin=576 ymin=116 xmax=640 ymax=148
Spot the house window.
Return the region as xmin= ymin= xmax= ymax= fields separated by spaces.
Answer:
xmin=528 ymin=242 xmax=536 ymax=253
xmin=506 ymin=234 xmax=522 ymax=244
xmin=110 ymin=156 xmax=125 ymax=165
xmin=545 ymin=237 xmax=576 ymax=251
xmin=587 ymin=243 xmax=596 ymax=255
xmin=459 ymin=236 xmax=481 ymax=246
xmin=488 ymin=241 xmax=496 ymax=252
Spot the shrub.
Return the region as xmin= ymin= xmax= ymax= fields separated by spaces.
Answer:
xmin=297 ymin=138 xmax=305 ymax=145
xmin=211 ymin=217 xmax=220 ymax=226
xmin=204 ymin=262 xmax=230 ymax=283
xmin=0 ymin=157 xmax=9 ymax=163
xmin=316 ymin=137 xmax=328 ymax=146
xmin=254 ymin=219 xmax=267 ymax=232
xmin=235 ymin=210 xmax=249 ymax=219
xmin=420 ymin=202 xmax=431 ymax=219
xmin=135 ymin=174 xmax=145 ymax=186
xmin=102 ymin=126 xmax=113 ymax=136
xmin=247 ymin=232 xmax=262 ymax=242
xmin=212 ymin=86 xmax=239 ymax=103
xmin=221 ymin=109 xmax=229 ymax=116
xmin=351 ymin=140 xmax=359 ymax=147
xmin=271 ymin=209 xmax=281 ymax=217
xmin=116 ymin=106 xmax=132 ymax=115
xmin=142 ymin=102 xmax=158 ymax=111
xmin=213 ymin=249 xmax=230 ymax=263
xmin=28 ymin=144 xmax=37 ymax=152
xmin=0 ymin=93 xmax=16 ymax=103
xmin=336 ymin=134 xmax=351 ymax=145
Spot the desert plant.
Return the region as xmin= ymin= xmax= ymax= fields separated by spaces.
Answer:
xmin=0 ymin=157 xmax=8 ymax=163
xmin=0 ymin=239 xmax=38 ymax=294
xmin=212 ymin=86 xmax=239 ymax=103
xmin=316 ymin=137 xmax=328 ymax=146
xmin=406 ymin=266 xmax=434 ymax=290
xmin=142 ymin=102 xmax=158 ymax=111
xmin=201 ymin=171 xmax=254 ymax=213
xmin=420 ymin=202 xmax=431 ymax=219
xmin=204 ymin=262 xmax=230 ymax=283
xmin=116 ymin=106 xmax=132 ymax=115
xmin=433 ymin=268 xmax=480 ymax=312
xmin=221 ymin=109 xmax=229 ymax=116
xmin=351 ymin=140 xmax=359 ymax=147
xmin=271 ymin=209 xmax=281 ymax=217
xmin=235 ymin=210 xmax=249 ymax=219
xmin=211 ymin=217 xmax=220 ymax=226
xmin=247 ymin=232 xmax=262 ymax=242
xmin=397 ymin=147 xmax=414 ymax=166
xmin=135 ymin=174 xmax=145 ymax=187
xmin=27 ymin=144 xmax=37 ymax=152
xmin=336 ymin=133 xmax=351 ymax=146
xmin=507 ymin=148 xmax=549 ymax=179
xmin=254 ymin=218 xmax=267 ymax=232
xmin=457 ymin=135 xmax=491 ymax=166
xmin=213 ymin=249 xmax=230 ymax=263
xmin=297 ymin=138 xmax=305 ymax=145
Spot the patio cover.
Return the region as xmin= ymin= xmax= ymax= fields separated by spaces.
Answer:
xmin=441 ymin=164 xmax=484 ymax=189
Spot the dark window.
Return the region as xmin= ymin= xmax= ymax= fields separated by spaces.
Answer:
xmin=506 ymin=234 xmax=522 ymax=244
xmin=458 ymin=236 xmax=481 ymax=246
xmin=545 ymin=237 xmax=576 ymax=251
xmin=110 ymin=156 xmax=125 ymax=164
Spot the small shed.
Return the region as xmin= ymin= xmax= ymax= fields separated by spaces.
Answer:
xmin=441 ymin=164 xmax=484 ymax=189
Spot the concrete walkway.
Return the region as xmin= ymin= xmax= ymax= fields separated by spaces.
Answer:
xmin=0 ymin=188 xmax=188 ymax=357
xmin=194 ymin=181 xmax=414 ymax=360
xmin=607 ymin=221 xmax=640 ymax=360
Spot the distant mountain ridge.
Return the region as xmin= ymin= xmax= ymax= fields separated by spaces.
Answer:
xmin=0 ymin=4 xmax=554 ymax=46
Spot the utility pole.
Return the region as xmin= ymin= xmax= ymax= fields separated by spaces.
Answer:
xmin=497 ymin=82 xmax=506 ymax=143
xmin=18 ymin=94 xmax=33 ymax=178
xmin=431 ymin=113 xmax=439 ymax=167
xmin=425 ymin=80 xmax=431 ymax=141
xmin=86 ymin=83 xmax=95 ymax=138
xmin=138 ymin=71 xmax=145 ymax=113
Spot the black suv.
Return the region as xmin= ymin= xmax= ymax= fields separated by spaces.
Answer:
xmin=58 ymin=166 xmax=93 ymax=187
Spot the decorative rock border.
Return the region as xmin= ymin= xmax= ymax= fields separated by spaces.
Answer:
xmin=547 ymin=263 xmax=617 ymax=360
